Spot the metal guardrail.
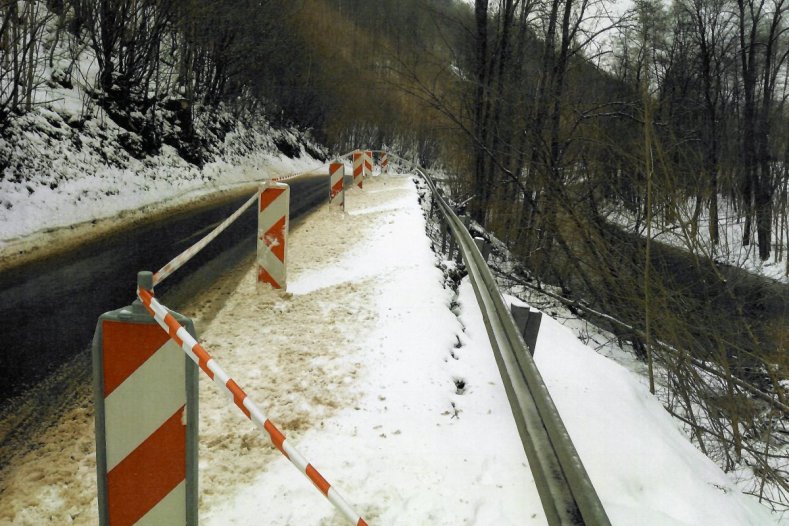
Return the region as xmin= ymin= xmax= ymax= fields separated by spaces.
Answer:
xmin=406 ymin=161 xmax=610 ymax=526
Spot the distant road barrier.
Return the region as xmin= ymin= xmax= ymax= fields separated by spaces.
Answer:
xmin=257 ymin=182 xmax=290 ymax=290
xmin=363 ymin=150 xmax=373 ymax=179
xmin=352 ymin=151 xmax=364 ymax=189
xmin=330 ymin=161 xmax=345 ymax=208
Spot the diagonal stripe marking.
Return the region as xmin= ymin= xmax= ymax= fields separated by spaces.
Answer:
xmin=134 ymin=480 xmax=186 ymax=526
xmin=104 ymin=339 xmax=186 ymax=471
xmin=259 ymin=187 xmax=286 ymax=213
xmin=102 ymin=321 xmax=171 ymax=397
xmin=107 ymin=409 xmax=186 ymax=526
xmin=258 ymin=266 xmax=283 ymax=288
xmin=260 ymin=215 xmax=287 ymax=262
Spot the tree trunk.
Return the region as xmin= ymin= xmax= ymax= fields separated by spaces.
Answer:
xmin=472 ymin=0 xmax=489 ymax=224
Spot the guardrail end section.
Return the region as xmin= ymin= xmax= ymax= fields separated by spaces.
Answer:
xmin=258 ymin=181 xmax=290 ymax=290
xmin=92 ymin=276 xmax=199 ymax=526
xmin=329 ymin=161 xmax=345 ymax=209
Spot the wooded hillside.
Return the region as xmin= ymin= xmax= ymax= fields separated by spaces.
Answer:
xmin=1 ymin=0 xmax=787 ymax=512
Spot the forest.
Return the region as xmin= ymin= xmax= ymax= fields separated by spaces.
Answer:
xmin=1 ymin=0 xmax=788 ymax=513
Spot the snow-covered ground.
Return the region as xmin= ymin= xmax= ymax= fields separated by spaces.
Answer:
xmin=1 ymin=173 xmax=782 ymax=525
xmin=608 ymin=199 xmax=789 ymax=284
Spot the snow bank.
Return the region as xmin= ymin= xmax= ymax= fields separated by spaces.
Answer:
xmin=529 ymin=304 xmax=780 ymax=525
xmin=197 ymin=175 xmax=541 ymax=524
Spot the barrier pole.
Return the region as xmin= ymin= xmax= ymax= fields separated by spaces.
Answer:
xmin=363 ymin=150 xmax=373 ymax=178
xmin=136 ymin=287 xmax=368 ymax=526
xmin=381 ymin=152 xmax=389 ymax=174
xmin=329 ymin=161 xmax=345 ymax=209
xmin=257 ymin=182 xmax=290 ymax=290
xmin=92 ymin=271 xmax=198 ymax=526
xmin=352 ymin=151 xmax=364 ymax=189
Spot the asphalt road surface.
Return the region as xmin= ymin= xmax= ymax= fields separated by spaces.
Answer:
xmin=0 ymin=173 xmax=328 ymax=403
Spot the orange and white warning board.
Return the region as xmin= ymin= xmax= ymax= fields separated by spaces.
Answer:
xmin=352 ymin=151 xmax=364 ymax=189
xmin=363 ymin=150 xmax=373 ymax=178
xmin=381 ymin=152 xmax=389 ymax=174
xmin=329 ymin=161 xmax=345 ymax=208
xmin=93 ymin=301 xmax=198 ymax=526
xmin=257 ymin=182 xmax=290 ymax=289
xmin=136 ymin=287 xmax=368 ymax=526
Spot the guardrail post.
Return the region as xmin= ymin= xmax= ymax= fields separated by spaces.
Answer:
xmin=510 ymin=304 xmax=542 ymax=355
xmin=473 ymin=237 xmax=492 ymax=262
xmin=257 ymin=181 xmax=290 ymax=290
xmin=364 ymin=150 xmax=373 ymax=178
xmin=92 ymin=271 xmax=198 ymax=526
xmin=352 ymin=151 xmax=364 ymax=189
xmin=329 ymin=161 xmax=345 ymax=209
xmin=381 ymin=152 xmax=389 ymax=174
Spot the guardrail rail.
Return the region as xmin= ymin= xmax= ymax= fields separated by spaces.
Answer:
xmin=406 ymin=159 xmax=611 ymax=526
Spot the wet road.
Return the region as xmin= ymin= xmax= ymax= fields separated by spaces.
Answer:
xmin=0 ymin=174 xmax=328 ymax=403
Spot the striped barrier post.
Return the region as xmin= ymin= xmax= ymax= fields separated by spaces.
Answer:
xmin=381 ymin=152 xmax=389 ymax=174
xmin=92 ymin=271 xmax=198 ymax=526
xmin=352 ymin=151 xmax=364 ymax=189
xmin=135 ymin=286 xmax=368 ymax=526
xmin=363 ymin=150 xmax=373 ymax=178
xmin=257 ymin=182 xmax=290 ymax=290
xmin=329 ymin=161 xmax=345 ymax=209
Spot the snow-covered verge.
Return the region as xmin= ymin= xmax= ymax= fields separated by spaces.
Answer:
xmin=607 ymin=199 xmax=789 ymax=284
xmin=1 ymin=173 xmax=781 ymax=524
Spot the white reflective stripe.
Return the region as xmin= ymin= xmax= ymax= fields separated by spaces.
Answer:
xmin=105 ymin=339 xmax=185 ymax=471
xmin=206 ymin=359 xmax=233 ymax=400
xmin=134 ymin=480 xmax=186 ymax=526
xmin=256 ymin=252 xmax=286 ymax=272
xmin=174 ymin=327 xmax=198 ymax=363
xmin=243 ymin=398 xmax=268 ymax=428
xmin=258 ymin=196 xmax=289 ymax=230
xmin=283 ymin=440 xmax=308 ymax=473
xmin=327 ymin=487 xmax=360 ymax=525
xmin=148 ymin=300 xmax=168 ymax=324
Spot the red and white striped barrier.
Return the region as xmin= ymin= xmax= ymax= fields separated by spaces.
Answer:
xmin=329 ymin=161 xmax=345 ymax=208
xmin=257 ymin=182 xmax=290 ymax=290
xmin=363 ymin=150 xmax=373 ymax=178
xmin=93 ymin=291 xmax=198 ymax=526
xmin=352 ymin=151 xmax=364 ymax=189
xmin=153 ymin=193 xmax=258 ymax=287
xmin=136 ymin=287 xmax=368 ymax=526
xmin=380 ymin=152 xmax=389 ymax=174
